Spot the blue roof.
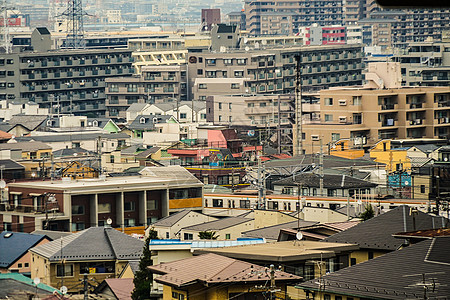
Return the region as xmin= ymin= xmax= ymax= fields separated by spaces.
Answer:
xmin=148 ymin=238 xmax=265 ymax=248
xmin=0 ymin=232 xmax=46 ymax=268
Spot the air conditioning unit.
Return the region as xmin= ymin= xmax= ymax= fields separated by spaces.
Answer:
xmin=339 ymin=116 xmax=347 ymax=123
xmin=338 ymin=99 xmax=347 ymax=106
xmin=311 ymin=135 xmax=320 ymax=141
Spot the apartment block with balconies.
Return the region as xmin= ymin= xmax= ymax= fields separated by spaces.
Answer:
xmin=105 ymin=65 xmax=187 ymax=118
xmin=187 ymin=44 xmax=364 ymax=99
xmin=0 ymin=49 xmax=134 ymax=117
xmin=302 ymin=87 xmax=450 ymax=154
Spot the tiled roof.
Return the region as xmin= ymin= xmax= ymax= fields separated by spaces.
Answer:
xmin=182 ymin=216 xmax=253 ymax=232
xmin=0 ymin=141 xmax=51 ymax=151
xmin=323 ymin=206 xmax=448 ymax=251
xmin=242 ymin=220 xmax=318 ymax=241
xmin=298 ymin=237 xmax=450 ymax=299
xmin=15 ymin=132 xmax=130 ymax=143
xmin=149 ymin=253 xmax=301 ymax=287
xmin=151 ymin=209 xmax=191 ymax=227
xmin=31 ymin=230 xmax=72 ymax=241
xmin=0 ymin=232 xmax=47 ymax=268
xmin=126 ymin=103 xmax=148 ymax=112
xmin=30 ymin=227 xmax=143 ymax=262
xmin=0 ymin=159 xmax=25 ymax=170
xmin=9 ymin=115 xmax=47 ymax=131
xmin=128 ymin=115 xmax=173 ymax=130
xmin=273 ymin=173 xmax=377 ymax=189
xmin=0 ymin=273 xmax=58 ymax=297
xmin=264 ymin=155 xmax=383 ymax=169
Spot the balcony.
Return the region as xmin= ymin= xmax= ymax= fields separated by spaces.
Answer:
xmin=409 ymin=103 xmax=424 ymax=109
xmin=381 ymin=104 xmax=396 ymax=110
xmin=381 ymin=119 xmax=396 ymax=127
xmin=408 ymin=119 xmax=424 ymax=126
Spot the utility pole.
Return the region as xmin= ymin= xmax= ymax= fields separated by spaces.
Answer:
xmin=269 ymin=264 xmax=276 ymax=300
xmin=294 ymin=54 xmax=303 ymax=156
xmin=319 ymin=139 xmax=324 ymax=196
xmin=83 ymin=274 xmax=88 ymax=300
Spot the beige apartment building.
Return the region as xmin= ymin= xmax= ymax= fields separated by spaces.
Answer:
xmin=105 ymin=65 xmax=186 ymax=118
xmin=302 ymin=87 xmax=450 ymax=154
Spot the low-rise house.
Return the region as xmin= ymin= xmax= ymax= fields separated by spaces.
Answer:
xmin=180 ymin=216 xmax=254 ymax=240
xmin=298 ymin=236 xmax=450 ymax=299
xmin=272 ymin=173 xmax=378 ymax=198
xmin=0 ymin=231 xmax=50 ymax=274
xmin=128 ymin=114 xmax=176 ymax=139
xmin=30 ymin=226 xmax=144 ymax=293
xmin=242 ymin=220 xmax=318 ymax=241
xmin=323 ymin=205 xmax=448 ymax=266
xmin=0 ymin=115 xmax=48 ymax=137
xmin=193 ymin=240 xmax=359 ymax=282
xmin=0 ymin=273 xmax=59 ymax=298
xmin=147 ymin=209 xmax=217 ymax=239
xmin=94 ymin=278 xmax=134 ymax=300
xmin=149 ymin=253 xmax=301 ymax=300
xmin=0 ymin=141 xmax=52 ymax=159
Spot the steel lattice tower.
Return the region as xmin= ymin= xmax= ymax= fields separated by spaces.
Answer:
xmin=63 ymin=0 xmax=85 ymax=48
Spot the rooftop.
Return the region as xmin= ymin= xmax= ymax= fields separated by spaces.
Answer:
xmin=193 ymin=240 xmax=359 ymax=262
xmin=30 ymin=227 xmax=144 ymax=262
xmin=149 ymin=253 xmax=301 ymax=288
xmin=182 ymin=216 xmax=253 ymax=232
xmin=0 ymin=232 xmax=47 ymax=268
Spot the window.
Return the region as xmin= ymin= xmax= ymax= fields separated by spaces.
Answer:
xmin=7 ymin=82 xmax=14 ymax=88
xmin=324 ymin=97 xmax=333 ymax=106
xmin=7 ymin=71 xmax=14 ymax=76
xmin=225 ymin=234 xmax=231 ymax=239
xmin=6 ymin=59 xmax=13 ymax=64
xmin=24 ymin=263 xmax=29 ymax=268
xmin=331 ymin=133 xmax=341 ymax=141
xmin=125 ymin=218 xmax=135 ymax=227
xmin=71 ymin=205 xmax=84 ymax=215
xmin=218 ymin=102 xmax=222 ymax=110
xmin=224 ymin=58 xmax=233 ymax=65
xmin=350 ymin=258 xmax=356 ymax=266
xmin=18 ymin=263 xmax=22 ymax=268
xmin=199 ymin=83 xmax=207 ymax=89
xmin=147 ymin=199 xmax=158 ymax=210
xmin=231 ymin=83 xmax=239 ymax=89
xmin=184 ymin=233 xmax=193 ymax=240
xmin=368 ymin=251 xmax=374 ymax=260
xmin=237 ymin=59 xmax=246 ymax=64
xmin=109 ymin=84 xmax=119 ymax=92
xmin=212 ymin=199 xmax=223 ymax=207
xmin=240 ymin=200 xmax=250 ymax=208
xmin=110 ymin=155 xmax=115 ymax=163
xmin=325 ymin=114 xmax=333 ymax=122
xmin=72 ymin=222 xmax=85 ymax=231
xmin=80 ymin=261 xmax=114 ymax=274
xmin=124 ymin=201 xmax=135 ymax=211
xmin=57 ymin=264 xmax=74 ymax=277
xmin=234 ymin=71 xmax=244 ymax=77
xmin=206 ymin=59 xmax=216 ymax=65
xmin=228 ymin=103 xmax=232 ymax=110
xmin=180 ymin=113 xmax=187 ymax=119
xmin=98 ymin=203 xmax=111 ymax=214
xmin=166 ymin=232 xmax=169 ymax=238
xmin=420 ymin=185 xmax=426 ymax=193
xmin=3 ymin=222 xmax=11 ymax=231
xmin=259 ymin=102 xmax=266 ymax=107
xmin=197 ymin=69 xmax=203 ymax=75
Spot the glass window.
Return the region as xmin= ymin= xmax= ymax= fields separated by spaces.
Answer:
xmin=56 ymin=264 xmax=73 ymax=277
xmin=98 ymin=203 xmax=111 ymax=214
xmin=71 ymin=205 xmax=84 ymax=215
xmin=79 ymin=261 xmax=114 ymax=274
xmin=124 ymin=201 xmax=135 ymax=211
xmin=147 ymin=199 xmax=158 ymax=210
xmin=184 ymin=233 xmax=193 ymax=240
xmin=212 ymin=199 xmax=223 ymax=207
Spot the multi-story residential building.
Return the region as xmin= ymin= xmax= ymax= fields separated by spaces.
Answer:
xmin=105 ymin=65 xmax=187 ymax=118
xmin=187 ymin=44 xmax=364 ymax=98
xmin=299 ymin=25 xmax=347 ymax=46
xmin=0 ymin=166 xmax=203 ymax=233
xmin=0 ymin=31 xmax=134 ymax=117
xmin=392 ymin=42 xmax=450 ymax=87
xmin=201 ymin=9 xmax=221 ymax=31
xmin=302 ymin=87 xmax=450 ymax=154
xmin=244 ymin=0 xmax=344 ymax=36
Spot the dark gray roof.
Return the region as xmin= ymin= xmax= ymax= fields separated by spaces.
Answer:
xmin=413 ymin=144 xmax=440 ymax=154
xmin=121 ymin=144 xmax=145 ymax=155
xmin=264 ymin=155 xmax=383 ymax=169
xmin=0 ymin=232 xmax=47 ymax=268
xmin=9 ymin=115 xmax=47 ymax=131
xmin=182 ymin=217 xmax=253 ymax=232
xmin=31 ymin=230 xmax=72 ymax=241
xmin=152 ymin=209 xmax=191 ymax=227
xmin=128 ymin=260 xmax=140 ymax=274
xmin=0 ymin=141 xmax=51 ymax=152
xmin=128 ymin=115 xmax=173 ymax=131
xmin=30 ymin=227 xmax=144 ymax=261
xmin=242 ymin=220 xmax=318 ymax=241
xmin=36 ymin=27 xmax=50 ymax=35
xmin=136 ymin=147 xmax=161 ymax=158
xmin=299 ymin=237 xmax=450 ymax=299
xmin=52 ymin=147 xmax=94 ymax=157
xmin=273 ymin=173 xmax=377 ymax=189
xmin=0 ymin=159 xmax=25 ymax=170
xmin=323 ymin=206 xmax=448 ymax=251
xmin=15 ymin=132 xmax=129 ymax=143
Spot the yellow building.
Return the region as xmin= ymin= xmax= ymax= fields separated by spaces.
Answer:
xmin=369 ymin=139 xmax=411 ymax=172
xmin=30 ymin=227 xmax=144 ymax=292
xmin=149 ymin=253 xmax=301 ymax=300
xmin=329 ymin=139 xmax=365 ymax=159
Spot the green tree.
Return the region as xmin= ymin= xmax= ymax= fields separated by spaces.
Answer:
xmin=198 ymin=230 xmax=219 ymax=239
xmin=359 ymin=204 xmax=375 ymax=221
xmin=132 ymin=230 xmax=158 ymax=300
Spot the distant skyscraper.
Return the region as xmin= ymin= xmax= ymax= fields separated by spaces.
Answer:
xmin=201 ymin=9 xmax=221 ymax=31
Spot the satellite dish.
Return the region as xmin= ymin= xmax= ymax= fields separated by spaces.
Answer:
xmin=106 ymin=218 xmax=113 ymax=225
xmin=60 ymin=286 xmax=68 ymax=295
xmin=296 ymin=231 xmax=303 ymax=241
xmin=245 ymin=46 xmax=250 ymax=52
xmin=33 ymin=277 xmax=40 ymax=285
xmin=0 ymin=180 xmax=5 ymax=189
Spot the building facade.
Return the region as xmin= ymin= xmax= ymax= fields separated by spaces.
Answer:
xmin=302 ymin=87 xmax=450 ymax=154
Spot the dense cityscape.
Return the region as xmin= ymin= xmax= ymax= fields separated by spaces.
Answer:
xmin=0 ymin=0 xmax=449 ymax=299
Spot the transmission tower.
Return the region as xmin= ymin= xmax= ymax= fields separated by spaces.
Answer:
xmin=62 ymin=0 xmax=86 ymax=48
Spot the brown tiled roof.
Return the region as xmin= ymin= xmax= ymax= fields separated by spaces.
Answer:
xmin=393 ymin=227 xmax=450 ymax=238
xmin=103 ymin=278 xmax=134 ymax=300
xmin=0 ymin=130 xmax=12 ymax=140
xmin=149 ymin=253 xmax=301 ymax=288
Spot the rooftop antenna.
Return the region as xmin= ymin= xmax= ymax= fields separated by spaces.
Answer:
xmin=62 ymin=0 xmax=86 ymax=48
